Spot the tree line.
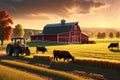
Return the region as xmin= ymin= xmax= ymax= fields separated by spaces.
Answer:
xmin=87 ymin=32 xmax=120 ymax=38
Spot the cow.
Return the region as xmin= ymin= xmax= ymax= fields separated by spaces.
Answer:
xmin=108 ymin=43 xmax=119 ymax=49
xmin=53 ymin=50 xmax=75 ymax=62
xmin=36 ymin=46 xmax=47 ymax=53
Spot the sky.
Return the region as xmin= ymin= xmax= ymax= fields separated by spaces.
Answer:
xmin=0 ymin=0 xmax=120 ymax=30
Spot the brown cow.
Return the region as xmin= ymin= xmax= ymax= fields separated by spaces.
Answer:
xmin=36 ymin=46 xmax=47 ymax=53
xmin=53 ymin=50 xmax=75 ymax=61
xmin=108 ymin=43 xmax=119 ymax=49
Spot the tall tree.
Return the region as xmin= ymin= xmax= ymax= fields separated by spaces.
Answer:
xmin=13 ymin=24 xmax=24 ymax=38
xmin=0 ymin=10 xmax=13 ymax=45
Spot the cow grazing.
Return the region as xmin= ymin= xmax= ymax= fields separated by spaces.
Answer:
xmin=108 ymin=43 xmax=119 ymax=49
xmin=53 ymin=50 xmax=75 ymax=61
xmin=36 ymin=46 xmax=47 ymax=53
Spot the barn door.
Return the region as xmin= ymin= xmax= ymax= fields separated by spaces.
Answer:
xmin=71 ymin=36 xmax=78 ymax=43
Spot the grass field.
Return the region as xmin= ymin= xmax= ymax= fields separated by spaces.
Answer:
xmin=28 ymin=42 xmax=120 ymax=61
xmin=0 ymin=65 xmax=44 ymax=80
xmin=0 ymin=38 xmax=120 ymax=61
xmin=0 ymin=60 xmax=83 ymax=80
xmin=0 ymin=38 xmax=120 ymax=80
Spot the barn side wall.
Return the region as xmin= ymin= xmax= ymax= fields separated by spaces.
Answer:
xmin=81 ymin=34 xmax=89 ymax=43
xmin=31 ymin=36 xmax=38 ymax=42
xmin=31 ymin=36 xmax=43 ymax=42
xmin=43 ymin=35 xmax=57 ymax=42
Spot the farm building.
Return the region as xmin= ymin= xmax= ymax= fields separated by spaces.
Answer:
xmin=31 ymin=20 xmax=88 ymax=43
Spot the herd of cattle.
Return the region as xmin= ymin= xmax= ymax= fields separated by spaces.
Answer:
xmin=36 ymin=42 xmax=119 ymax=61
xmin=36 ymin=46 xmax=75 ymax=61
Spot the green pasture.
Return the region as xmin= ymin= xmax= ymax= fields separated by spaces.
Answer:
xmin=1 ymin=38 xmax=120 ymax=61
xmin=28 ymin=42 xmax=120 ymax=61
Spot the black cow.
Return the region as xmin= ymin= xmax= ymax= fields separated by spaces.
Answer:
xmin=53 ymin=50 xmax=75 ymax=61
xmin=36 ymin=46 xmax=47 ymax=53
xmin=108 ymin=43 xmax=119 ymax=49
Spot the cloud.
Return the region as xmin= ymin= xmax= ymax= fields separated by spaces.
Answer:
xmin=0 ymin=0 xmax=109 ymax=19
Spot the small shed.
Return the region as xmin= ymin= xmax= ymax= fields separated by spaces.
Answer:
xmin=31 ymin=20 xmax=88 ymax=43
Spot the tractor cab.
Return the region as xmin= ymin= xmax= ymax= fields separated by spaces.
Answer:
xmin=11 ymin=38 xmax=26 ymax=47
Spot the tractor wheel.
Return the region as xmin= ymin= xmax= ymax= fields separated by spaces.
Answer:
xmin=25 ymin=49 xmax=30 ymax=56
xmin=14 ymin=49 xmax=19 ymax=57
xmin=6 ymin=45 xmax=13 ymax=56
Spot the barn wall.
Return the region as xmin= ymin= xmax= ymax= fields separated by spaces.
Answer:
xmin=57 ymin=25 xmax=83 ymax=43
xmin=31 ymin=36 xmax=38 ymax=41
xmin=58 ymin=32 xmax=69 ymax=42
xmin=31 ymin=36 xmax=43 ymax=42
xmin=81 ymin=34 xmax=88 ymax=43
xmin=44 ymin=35 xmax=57 ymax=42
xmin=38 ymin=36 xmax=42 ymax=40
xmin=69 ymin=25 xmax=82 ymax=43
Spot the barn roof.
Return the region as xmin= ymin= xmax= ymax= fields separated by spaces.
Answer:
xmin=42 ymin=22 xmax=78 ymax=35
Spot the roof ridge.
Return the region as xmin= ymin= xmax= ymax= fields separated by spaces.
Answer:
xmin=46 ymin=22 xmax=78 ymax=26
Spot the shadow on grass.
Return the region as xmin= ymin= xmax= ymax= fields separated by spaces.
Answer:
xmin=0 ymin=55 xmax=120 ymax=80
xmin=109 ymin=49 xmax=120 ymax=53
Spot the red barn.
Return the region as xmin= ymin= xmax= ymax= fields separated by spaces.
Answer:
xmin=31 ymin=20 xmax=88 ymax=43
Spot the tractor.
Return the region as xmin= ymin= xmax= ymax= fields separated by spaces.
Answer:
xmin=6 ymin=38 xmax=30 ymax=56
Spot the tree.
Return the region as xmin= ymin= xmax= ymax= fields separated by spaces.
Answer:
xmin=13 ymin=24 xmax=24 ymax=38
xmin=109 ymin=32 xmax=114 ymax=38
xmin=97 ymin=32 xmax=101 ymax=38
xmin=28 ymin=30 xmax=34 ymax=39
xmin=102 ymin=32 xmax=106 ymax=38
xmin=88 ymin=32 xmax=94 ymax=38
xmin=116 ymin=32 xmax=120 ymax=38
xmin=0 ymin=10 xmax=13 ymax=45
xmin=97 ymin=32 xmax=106 ymax=38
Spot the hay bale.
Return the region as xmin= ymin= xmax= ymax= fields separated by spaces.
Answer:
xmin=34 ymin=55 xmax=53 ymax=61
xmin=75 ymin=58 xmax=120 ymax=70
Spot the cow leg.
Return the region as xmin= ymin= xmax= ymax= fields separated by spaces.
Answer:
xmin=54 ymin=56 xmax=58 ymax=61
xmin=54 ymin=56 xmax=56 ymax=60
xmin=56 ymin=57 xmax=58 ymax=61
